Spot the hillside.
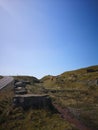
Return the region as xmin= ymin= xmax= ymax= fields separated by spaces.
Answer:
xmin=40 ymin=65 xmax=98 ymax=129
xmin=0 ymin=85 xmax=77 ymax=130
xmin=0 ymin=65 xmax=98 ymax=130
xmin=41 ymin=65 xmax=98 ymax=88
xmin=13 ymin=76 xmax=40 ymax=84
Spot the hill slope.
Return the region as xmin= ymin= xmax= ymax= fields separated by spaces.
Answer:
xmin=0 ymin=65 xmax=98 ymax=130
xmin=40 ymin=65 xmax=98 ymax=129
xmin=40 ymin=65 xmax=98 ymax=89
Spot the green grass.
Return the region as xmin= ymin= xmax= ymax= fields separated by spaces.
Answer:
xmin=16 ymin=65 xmax=98 ymax=129
xmin=40 ymin=65 xmax=98 ymax=129
xmin=0 ymin=85 xmax=78 ymax=130
xmin=0 ymin=65 xmax=98 ymax=130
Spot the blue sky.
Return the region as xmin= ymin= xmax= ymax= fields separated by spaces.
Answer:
xmin=0 ymin=0 xmax=98 ymax=78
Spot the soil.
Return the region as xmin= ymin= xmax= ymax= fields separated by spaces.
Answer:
xmin=53 ymin=103 xmax=93 ymax=130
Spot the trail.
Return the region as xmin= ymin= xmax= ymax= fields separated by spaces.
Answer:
xmin=53 ymin=103 xmax=93 ymax=130
xmin=0 ymin=76 xmax=14 ymax=90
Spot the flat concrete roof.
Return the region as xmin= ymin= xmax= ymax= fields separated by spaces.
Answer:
xmin=14 ymin=94 xmax=49 ymax=98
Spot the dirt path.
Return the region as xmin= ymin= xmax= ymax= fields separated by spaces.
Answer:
xmin=53 ymin=103 xmax=93 ymax=130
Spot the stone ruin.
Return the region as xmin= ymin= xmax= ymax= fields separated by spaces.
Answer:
xmin=13 ymin=80 xmax=56 ymax=111
xmin=13 ymin=94 xmax=54 ymax=110
xmin=14 ymin=80 xmax=30 ymax=94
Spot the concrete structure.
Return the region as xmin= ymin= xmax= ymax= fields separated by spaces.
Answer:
xmin=0 ymin=76 xmax=14 ymax=90
xmin=13 ymin=94 xmax=53 ymax=109
xmin=14 ymin=81 xmax=28 ymax=88
xmin=14 ymin=80 xmax=30 ymax=94
xmin=14 ymin=87 xmax=27 ymax=94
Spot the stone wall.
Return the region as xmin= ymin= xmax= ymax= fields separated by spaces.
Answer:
xmin=13 ymin=94 xmax=53 ymax=110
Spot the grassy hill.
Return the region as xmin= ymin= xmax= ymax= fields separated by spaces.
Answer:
xmin=41 ymin=65 xmax=98 ymax=88
xmin=0 ymin=77 xmax=78 ymax=130
xmin=0 ymin=86 xmax=77 ymax=130
xmin=0 ymin=65 xmax=98 ymax=130
xmin=13 ymin=76 xmax=40 ymax=84
xmin=40 ymin=65 xmax=98 ymax=129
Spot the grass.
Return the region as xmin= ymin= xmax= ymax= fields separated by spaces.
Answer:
xmin=13 ymin=76 xmax=40 ymax=84
xmin=0 ymin=84 xmax=78 ymax=130
xmin=0 ymin=65 xmax=98 ymax=130
xmin=39 ymin=65 xmax=98 ymax=130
